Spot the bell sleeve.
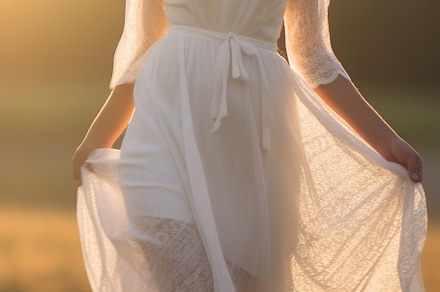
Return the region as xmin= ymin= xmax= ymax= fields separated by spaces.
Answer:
xmin=284 ymin=0 xmax=351 ymax=88
xmin=109 ymin=0 xmax=168 ymax=90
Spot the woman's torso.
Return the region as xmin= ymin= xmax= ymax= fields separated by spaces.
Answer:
xmin=166 ymin=0 xmax=288 ymax=43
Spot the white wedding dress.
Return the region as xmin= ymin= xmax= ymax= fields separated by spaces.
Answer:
xmin=76 ymin=0 xmax=428 ymax=291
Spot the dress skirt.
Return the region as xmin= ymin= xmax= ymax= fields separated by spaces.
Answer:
xmin=77 ymin=25 xmax=427 ymax=292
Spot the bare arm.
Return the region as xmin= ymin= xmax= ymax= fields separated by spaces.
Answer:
xmin=314 ymin=75 xmax=423 ymax=182
xmin=72 ymin=83 xmax=135 ymax=186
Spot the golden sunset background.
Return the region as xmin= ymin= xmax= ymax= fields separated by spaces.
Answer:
xmin=0 ymin=0 xmax=439 ymax=291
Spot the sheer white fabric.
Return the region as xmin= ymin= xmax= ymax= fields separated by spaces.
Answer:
xmin=284 ymin=0 xmax=351 ymax=88
xmin=109 ymin=0 xmax=167 ymax=89
xmin=77 ymin=0 xmax=428 ymax=291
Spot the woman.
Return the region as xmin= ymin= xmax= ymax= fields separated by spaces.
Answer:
xmin=72 ymin=0 xmax=427 ymax=291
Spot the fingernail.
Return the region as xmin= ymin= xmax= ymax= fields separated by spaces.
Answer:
xmin=411 ymin=173 xmax=418 ymax=180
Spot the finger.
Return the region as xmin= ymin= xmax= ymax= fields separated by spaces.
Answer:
xmin=74 ymin=167 xmax=82 ymax=187
xmin=73 ymin=163 xmax=83 ymax=186
xmin=406 ymin=155 xmax=420 ymax=182
xmin=73 ymin=164 xmax=79 ymax=180
xmin=416 ymin=155 xmax=423 ymax=182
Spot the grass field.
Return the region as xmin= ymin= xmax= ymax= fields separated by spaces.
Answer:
xmin=0 ymin=78 xmax=438 ymax=291
xmin=0 ymin=209 xmax=90 ymax=292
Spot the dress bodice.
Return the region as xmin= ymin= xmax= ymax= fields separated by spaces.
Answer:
xmin=166 ymin=0 xmax=287 ymax=43
xmin=109 ymin=0 xmax=351 ymax=91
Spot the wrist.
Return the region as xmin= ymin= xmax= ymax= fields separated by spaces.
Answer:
xmin=372 ymin=134 xmax=402 ymax=161
xmin=80 ymin=135 xmax=114 ymax=151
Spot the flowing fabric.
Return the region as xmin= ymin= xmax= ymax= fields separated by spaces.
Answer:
xmin=77 ymin=0 xmax=428 ymax=291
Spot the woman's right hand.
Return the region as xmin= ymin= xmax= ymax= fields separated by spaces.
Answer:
xmin=72 ymin=83 xmax=135 ymax=187
xmin=72 ymin=143 xmax=99 ymax=187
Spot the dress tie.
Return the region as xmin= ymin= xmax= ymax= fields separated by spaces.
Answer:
xmin=208 ymin=31 xmax=275 ymax=151
xmin=168 ymin=25 xmax=275 ymax=151
xmin=167 ymin=25 xmax=276 ymax=291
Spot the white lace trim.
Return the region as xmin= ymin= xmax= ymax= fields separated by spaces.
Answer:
xmin=284 ymin=0 xmax=351 ymax=88
xmin=109 ymin=0 xmax=168 ymax=89
xmin=127 ymin=215 xmax=258 ymax=292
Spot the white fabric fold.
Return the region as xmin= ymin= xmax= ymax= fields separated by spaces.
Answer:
xmin=176 ymin=32 xmax=236 ymax=292
xmin=169 ymin=25 xmax=276 ymax=151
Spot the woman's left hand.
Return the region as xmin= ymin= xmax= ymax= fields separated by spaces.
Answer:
xmin=378 ymin=137 xmax=424 ymax=183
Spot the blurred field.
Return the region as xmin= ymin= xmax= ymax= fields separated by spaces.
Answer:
xmin=0 ymin=207 xmax=439 ymax=292
xmin=0 ymin=208 xmax=90 ymax=292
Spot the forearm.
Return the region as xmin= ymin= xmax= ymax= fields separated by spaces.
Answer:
xmin=81 ymin=83 xmax=135 ymax=148
xmin=313 ymin=75 xmax=400 ymax=155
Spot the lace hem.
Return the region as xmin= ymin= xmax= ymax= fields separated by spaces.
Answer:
xmin=127 ymin=215 xmax=258 ymax=292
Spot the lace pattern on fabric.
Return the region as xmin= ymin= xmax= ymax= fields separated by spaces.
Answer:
xmin=284 ymin=0 xmax=351 ymax=88
xmin=128 ymin=215 xmax=257 ymax=292
xmin=109 ymin=0 xmax=168 ymax=89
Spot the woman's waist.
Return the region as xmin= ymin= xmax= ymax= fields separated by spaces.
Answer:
xmin=167 ymin=24 xmax=277 ymax=52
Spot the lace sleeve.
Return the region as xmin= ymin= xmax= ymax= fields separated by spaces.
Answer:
xmin=284 ymin=0 xmax=351 ymax=88
xmin=109 ymin=0 xmax=168 ymax=89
